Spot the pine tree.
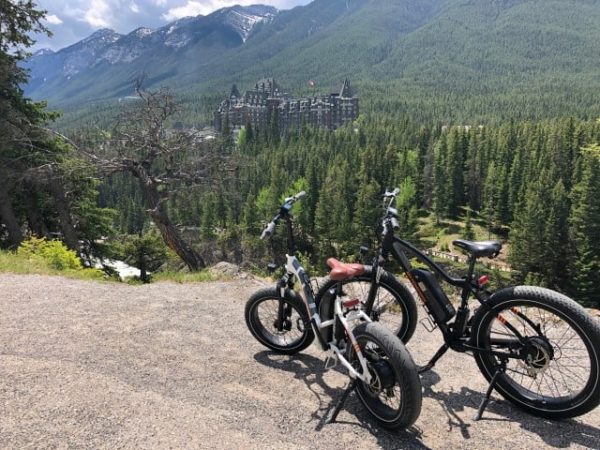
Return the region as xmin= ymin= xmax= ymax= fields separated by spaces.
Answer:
xmin=446 ymin=128 xmax=466 ymax=217
xmin=568 ymin=147 xmax=600 ymax=307
xmin=509 ymin=170 xmax=552 ymax=284
xmin=433 ymin=133 xmax=449 ymax=222
xmin=482 ymin=161 xmax=498 ymax=231
xmin=540 ymin=180 xmax=569 ymax=289
xmin=465 ymin=131 xmax=482 ymax=211
xmin=396 ymin=177 xmax=419 ymax=240
xmin=352 ymin=176 xmax=381 ymax=248
xmin=315 ymin=160 xmax=352 ymax=258
xmin=463 ymin=208 xmax=475 ymax=241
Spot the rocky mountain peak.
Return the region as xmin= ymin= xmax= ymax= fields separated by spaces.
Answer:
xmin=224 ymin=5 xmax=278 ymax=42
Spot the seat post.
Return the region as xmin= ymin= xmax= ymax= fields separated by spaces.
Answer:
xmin=465 ymin=256 xmax=477 ymax=284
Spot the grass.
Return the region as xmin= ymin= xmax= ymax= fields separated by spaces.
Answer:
xmin=0 ymin=250 xmax=227 ymax=284
xmin=416 ymin=212 xmax=510 ymax=265
xmin=152 ymin=270 xmax=223 ymax=283
xmin=0 ymin=251 xmax=106 ymax=281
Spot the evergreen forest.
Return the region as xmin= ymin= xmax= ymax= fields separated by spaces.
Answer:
xmin=1 ymin=1 xmax=600 ymax=309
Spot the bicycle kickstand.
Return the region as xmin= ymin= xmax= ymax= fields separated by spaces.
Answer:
xmin=473 ymin=358 xmax=507 ymax=421
xmin=418 ymin=343 xmax=449 ymax=374
xmin=326 ymin=379 xmax=357 ymax=424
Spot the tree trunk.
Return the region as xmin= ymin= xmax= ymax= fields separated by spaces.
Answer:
xmin=48 ymin=179 xmax=80 ymax=252
xmin=24 ymin=182 xmax=50 ymax=238
xmin=139 ymin=255 xmax=149 ymax=283
xmin=0 ymin=174 xmax=23 ymax=248
xmin=142 ymin=180 xmax=205 ymax=271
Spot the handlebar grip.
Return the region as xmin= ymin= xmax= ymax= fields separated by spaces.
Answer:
xmin=284 ymin=191 xmax=307 ymax=204
xmin=383 ymin=187 xmax=400 ymax=198
xmin=390 ymin=217 xmax=400 ymax=231
xmin=260 ymin=221 xmax=276 ymax=240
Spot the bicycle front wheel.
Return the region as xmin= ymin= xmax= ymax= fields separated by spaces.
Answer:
xmin=472 ymin=286 xmax=600 ymax=419
xmin=316 ymin=268 xmax=418 ymax=343
xmin=350 ymin=322 xmax=422 ymax=430
xmin=245 ymin=287 xmax=315 ymax=355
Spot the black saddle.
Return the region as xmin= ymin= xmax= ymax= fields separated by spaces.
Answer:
xmin=452 ymin=239 xmax=502 ymax=259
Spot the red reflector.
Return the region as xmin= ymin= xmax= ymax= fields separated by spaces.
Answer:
xmin=342 ymin=298 xmax=360 ymax=308
xmin=479 ymin=275 xmax=489 ymax=286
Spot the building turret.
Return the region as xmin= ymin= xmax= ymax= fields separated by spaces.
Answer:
xmin=340 ymin=78 xmax=352 ymax=98
xmin=230 ymin=84 xmax=241 ymax=99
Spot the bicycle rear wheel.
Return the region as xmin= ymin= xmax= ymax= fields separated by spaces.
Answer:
xmin=472 ymin=286 xmax=600 ymax=419
xmin=350 ymin=322 xmax=422 ymax=429
xmin=316 ymin=268 xmax=418 ymax=343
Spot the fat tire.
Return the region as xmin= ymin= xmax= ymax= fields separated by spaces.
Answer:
xmin=316 ymin=268 xmax=418 ymax=343
xmin=472 ymin=286 xmax=600 ymax=419
xmin=352 ymin=322 xmax=422 ymax=429
xmin=245 ymin=287 xmax=315 ymax=355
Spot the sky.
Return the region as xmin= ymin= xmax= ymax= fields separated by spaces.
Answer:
xmin=32 ymin=0 xmax=312 ymax=51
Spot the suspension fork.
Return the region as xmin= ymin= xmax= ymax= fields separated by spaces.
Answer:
xmin=275 ymin=274 xmax=294 ymax=332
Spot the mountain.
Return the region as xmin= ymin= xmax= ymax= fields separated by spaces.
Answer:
xmin=24 ymin=0 xmax=600 ymax=124
xmin=24 ymin=5 xmax=277 ymax=102
xmin=26 ymin=28 xmax=122 ymax=92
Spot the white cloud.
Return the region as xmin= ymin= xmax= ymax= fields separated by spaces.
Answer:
xmin=45 ymin=14 xmax=64 ymax=25
xmin=162 ymin=1 xmax=250 ymax=21
xmin=161 ymin=0 xmax=311 ymax=21
xmin=162 ymin=1 xmax=207 ymax=20
xmin=32 ymin=0 xmax=312 ymax=51
xmin=83 ymin=0 xmax=111 ymax=28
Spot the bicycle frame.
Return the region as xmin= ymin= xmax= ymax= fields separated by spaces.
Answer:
xmin=365 ymin=221 xmax=529 ymax=362
xmin=276 ymin=214 xmax=374 ymax=383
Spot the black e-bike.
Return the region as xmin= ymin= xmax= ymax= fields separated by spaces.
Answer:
xmin=244 ymin=191 xmax=422 ymax=429
xmin=316 ymin=188 xmax=600 ymax=420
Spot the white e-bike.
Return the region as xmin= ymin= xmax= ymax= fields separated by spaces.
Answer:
xmin=244 ymin=191 xmax=422 ymax=430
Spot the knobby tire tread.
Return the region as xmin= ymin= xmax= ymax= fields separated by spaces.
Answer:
xmin=472 ymin=285 xmax=600 ymax=418
xmin=353 ymin=322 xmax=423 ymax=429
xmin=245 ymin=287 xmax=315 ymax=355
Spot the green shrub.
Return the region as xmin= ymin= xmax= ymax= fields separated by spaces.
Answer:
xmin=17 ymin=237 xmax=82 ymax=270
xmin=2 ymin=237 xmax=104 ymax=280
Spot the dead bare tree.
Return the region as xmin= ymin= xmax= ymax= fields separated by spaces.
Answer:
xmin=82 ymin=82 xmax=232 ymax=271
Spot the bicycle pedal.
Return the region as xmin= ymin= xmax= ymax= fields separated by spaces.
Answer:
xmin=420 ymin=317 xmax=437 ymax=332
xmin=324 ymin=355 xmax=338 ymax=370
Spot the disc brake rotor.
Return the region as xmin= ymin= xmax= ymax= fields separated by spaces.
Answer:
xmin=518 ymin=335 xmax=554 ymax=376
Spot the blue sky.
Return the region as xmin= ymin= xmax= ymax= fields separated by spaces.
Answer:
xmin=33 ymin=0 xmax=311 ymax=51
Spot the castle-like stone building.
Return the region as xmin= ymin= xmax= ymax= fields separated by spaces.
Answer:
xmin=214 ymin=78 xmax=359 ymax=133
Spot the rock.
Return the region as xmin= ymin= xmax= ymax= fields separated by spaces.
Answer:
xmin=210 ymin=262 xmax=241 ymax=278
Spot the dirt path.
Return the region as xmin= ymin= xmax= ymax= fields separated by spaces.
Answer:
xmin=0 ymin=274 xmax=598 ymax=449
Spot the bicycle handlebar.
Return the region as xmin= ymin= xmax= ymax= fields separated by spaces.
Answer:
xmin=260 ymin=221 xmax=277 ymax=240
xmin=259 ymin=191 xmax=306 ymax=239
xmin=383 ymin=187 xmax=400 ymax=199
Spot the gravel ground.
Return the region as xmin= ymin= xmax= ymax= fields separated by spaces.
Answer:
xmin=0 ymin=273 xmax=598 ymax=449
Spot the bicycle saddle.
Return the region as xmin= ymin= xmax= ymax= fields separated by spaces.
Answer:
xmin=326 ymin=258 xmax=365 ymax=280
xmin=452 ymin=239 xmax=502 ymax=259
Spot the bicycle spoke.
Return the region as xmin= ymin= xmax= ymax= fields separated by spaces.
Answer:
xmin=486 ymin=301 xmax=592 ymax=403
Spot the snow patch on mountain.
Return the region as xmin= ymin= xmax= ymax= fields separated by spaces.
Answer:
xmin=33 ymin=48 xmax=54 ymax=57
xmin=134 ymin=27 xmax=154 ymax=38
xmin=80 ymin=28 xmax=122 ymax=45
xmin=224 ymin=7 xmax=277 ymax=43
